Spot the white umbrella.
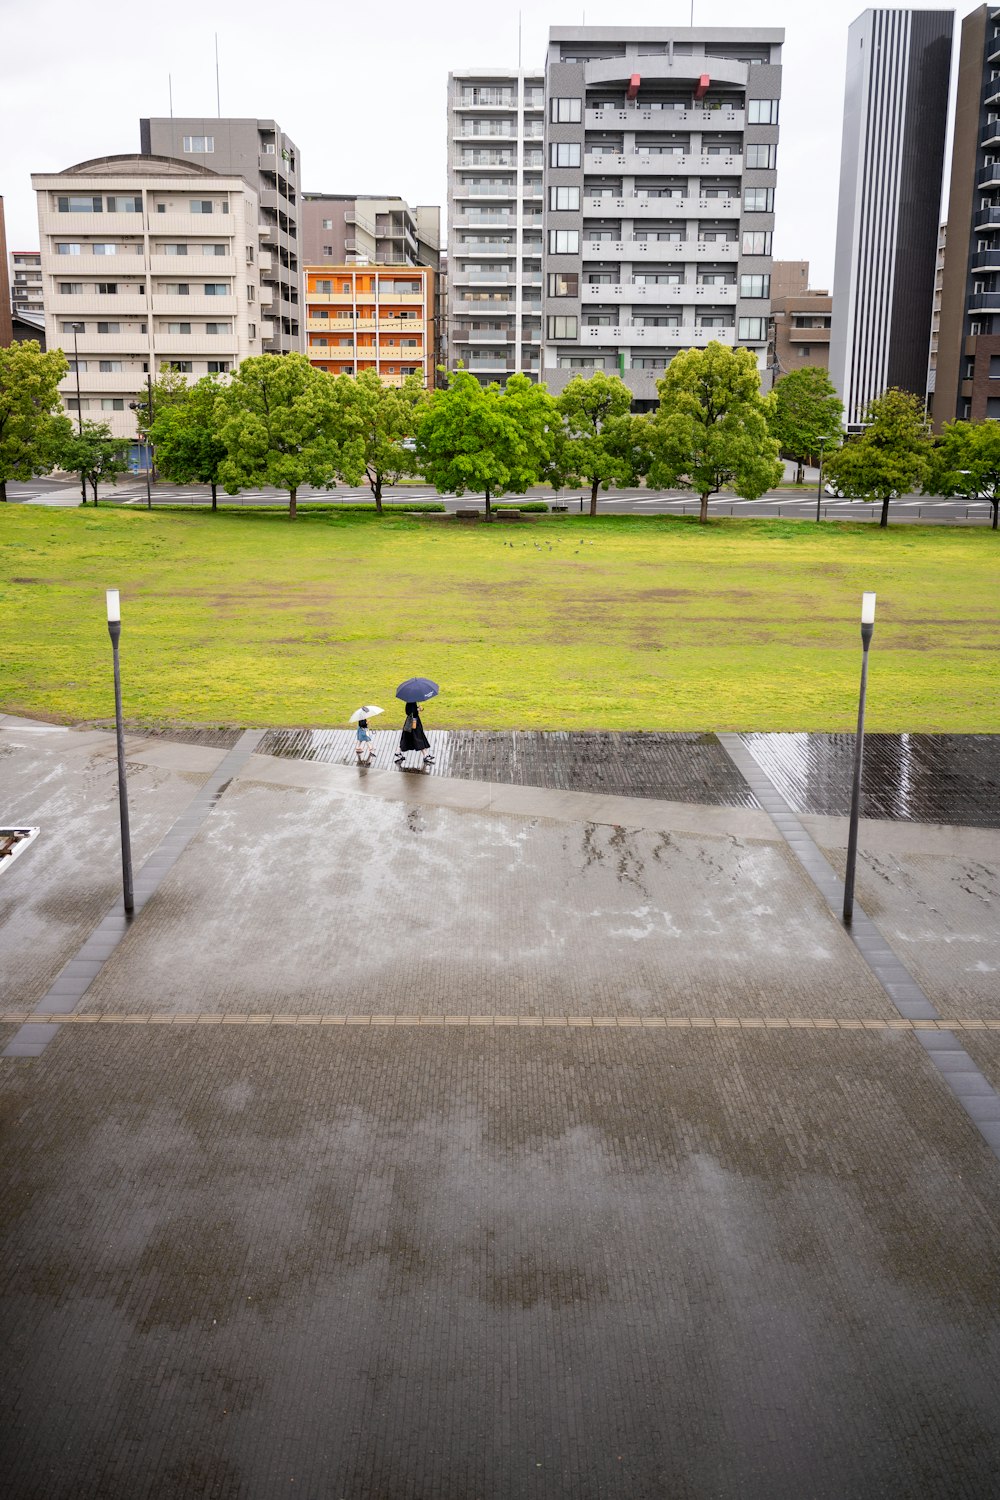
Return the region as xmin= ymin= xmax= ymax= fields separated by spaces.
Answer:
xmin=349 ymin=705 xmax=384 ymax=723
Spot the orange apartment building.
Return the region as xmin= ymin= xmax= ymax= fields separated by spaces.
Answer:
xmin=304 ymin=264 xmax=435 ymax=387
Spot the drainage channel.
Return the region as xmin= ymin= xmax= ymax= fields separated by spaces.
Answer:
xmin=3 ymin=730 xmax=264 ymax=1059
xmin=719 ymin=734 xmax=1000 ymax=1163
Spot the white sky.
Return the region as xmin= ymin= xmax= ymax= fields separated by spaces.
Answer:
xmin=1 ymin=0 xmax=962 ymax=288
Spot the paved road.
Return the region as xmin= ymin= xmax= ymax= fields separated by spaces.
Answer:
xmin=2 ymin=717 xmax=999 ymax=1497
xmin=5 ymin=475 xmax=995 ymax=524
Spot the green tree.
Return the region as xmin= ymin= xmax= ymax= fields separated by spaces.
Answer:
xmin=214 ymin=353 xmax=343 ymax=518
xmin=551 ymin=371 xmax=643 ymax=516
xmin=0 ymin=340 xmax=71 ymax=502
xmin=335 ymin=370 xmax=427 ymax=512
xmin=57 ymin=420 xmax=131 ymax=504
xmin=415 ymin=369 xmax=557 ymax=518
xmin=924 ymin=419 xmax=1000 ymax=531
xmin=644 ymin=342 xmax=783 ymax=523
xmin=149 ymin=375 xmax=228 ymax=509
xmin=770 ymin=367 xmax=844 ymax=483
xmin=824 ymin=387 xmax=931 ymax=528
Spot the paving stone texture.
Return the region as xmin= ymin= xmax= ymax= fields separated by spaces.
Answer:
xmin=1 ymin=719 xmax=999 ymax=1498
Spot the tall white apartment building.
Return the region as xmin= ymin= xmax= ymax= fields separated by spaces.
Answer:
xmin=10 ymin=250 xmax=44 ymax=318
xmin=542 ymin=25 xmax=784 ymax=406
xmin=446 ymin=71 xmax=545 ymax=383
xmin=32 ymin=154 xmax=265 ymax=442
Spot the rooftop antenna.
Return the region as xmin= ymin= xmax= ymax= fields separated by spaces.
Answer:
xmin=168 ymin=73 xmax=173 ymax=118
xmin=215 ymin=33 xmax=221 ymax=117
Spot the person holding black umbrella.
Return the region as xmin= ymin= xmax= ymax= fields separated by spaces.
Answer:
xmin=394 ymin=677 xmax=438 ymax=768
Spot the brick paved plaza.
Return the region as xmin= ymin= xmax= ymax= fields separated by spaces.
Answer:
xmin=2 ymin=718 xmax=999 ymax=1498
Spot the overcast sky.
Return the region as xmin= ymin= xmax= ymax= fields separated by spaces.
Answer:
xmin=1 ymin=0 xmax=962 ymax=287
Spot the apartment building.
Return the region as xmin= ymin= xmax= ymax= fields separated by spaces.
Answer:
xmin=32 ymin=155 xmax=264 ymax=440
xmin=10 ymin=248 xmax=43 ymax=319
xmin=538 ymin=25 xmax=783 ymax=406
xmin=769 ymin=261 xmax=832 ymax=374
xmin=936 ymin=6 xmax=1000 ymax=425
xmin=446 ymin=70 xmax=545 ymax=384
xmin=303 ymin=195 xmax=439 ymax=268
xmin=830 ymin=9 xmax=953 ymax=428
xmin=303 ymin=264 xmax=435 ymax=388
xmin=0 ymin=198 xmax=11 ymax=346
xmin=141 ymin=117 xmax=301 ymax=353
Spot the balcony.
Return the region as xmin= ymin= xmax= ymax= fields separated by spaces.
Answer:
xmin=983 ymin=124 xmax=1000 ymax=148
xmin=584 ymin=152 xmax=742 ymax=177
xmin=58 ymin=333 xmax=151 ymax=354
xmin=582 ymin=280 xmax=738 ymax=304
xmin=63 ymin=370 xmax=154 ymax=394
xmin=451 ymin=241 xmax=517 ymax=258
xmin=967 ymin=291 xmax=1000 ymax=311
xmin=39 ymin=210 xmax=146 ymax=237
xmin=452 ymin=184 xmax=518 ymax=200
xmin=152 ymin=295 xmax=238 ymax=316
xmin=579 ymin=323 xmax=736 ymax=348
xmin=583 ymin=194 xmax=740 ymax=219
xmin=788 ymin=326 xmax=831 ymax=343
xmin=979 ymin=163 xmax=1000 ymax=189
xmin=49 ymin=293 xmax=148 ymax=316
xmin=309 ymin=316 xmax=426 ymax=333
xmin=971 ymin=252 xmax=1000 ymax=273
xmin=49 ymin=254 xmax=142 ymax=277
xmin=986 ymin=80 xmax=1000 ymax=108
xmin=585 ymin=106 xmax=745 ymax=130
xmin=451 ymin=329 xmax=513 ymax=343
xmin=310 ymin=343 xmax=355 ymax=356
xmin=975 ymin=205 xmax=1000 ymax=229
xmin=453 ymin=298 xmax=515 ymax=314
xmin=583 ymin=238 xmax=740 ymax=264
xmin=148 ymin=255 xmax=236 ymax=276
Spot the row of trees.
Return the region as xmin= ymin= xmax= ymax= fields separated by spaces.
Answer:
xmin=2 ymin=339 xmax=998 ymax=527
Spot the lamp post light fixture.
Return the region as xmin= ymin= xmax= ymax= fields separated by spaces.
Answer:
xmin=815 ymin=438 xmax=827 ymax=525
xmin=843 ymin=591 xmax=876 ymax=925
xmin=106 ymin=590 xmax=134 ymax=914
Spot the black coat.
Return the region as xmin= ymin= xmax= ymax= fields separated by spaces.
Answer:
xmin=400 ymin=705 xmax=430 ymax=752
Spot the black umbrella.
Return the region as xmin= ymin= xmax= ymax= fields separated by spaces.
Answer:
xmin=395 ymin=678 xmax=439 ymax=703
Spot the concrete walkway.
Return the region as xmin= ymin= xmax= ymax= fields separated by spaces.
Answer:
xmin=2 ymin=715 xmax=999 ymax=1497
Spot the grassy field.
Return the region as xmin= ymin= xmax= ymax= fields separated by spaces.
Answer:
xmin=1 ymin=506 xmax=996 ymax=731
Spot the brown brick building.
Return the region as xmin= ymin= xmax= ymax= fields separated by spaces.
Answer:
xmin=769 ymin=260 xmax=831 ymax=376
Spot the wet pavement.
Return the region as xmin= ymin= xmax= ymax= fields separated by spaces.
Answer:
xmin=1 ymin=717 xmax=999 ymax=1497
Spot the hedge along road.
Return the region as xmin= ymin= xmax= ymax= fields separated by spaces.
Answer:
xmin=4 ymin=477 xmax=995 ymax=524
xmin=0 ymin=506 xmax=996 ymax=731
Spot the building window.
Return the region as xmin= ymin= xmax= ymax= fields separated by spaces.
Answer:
xmin=558 ymin=356 xmax=607 ymax=368
xmin=549 ymin=186 xmax=581 ymax=211
xmin=167 ymin=322 xmax=192 ymax=333
xmin=743 ymin=188 xmax=774 ymax=212
xmin=106 ymin=196 xmax=142 ymax=213
xmin=58 ymin=196 xmax=102 ymax=213
xmin=65 ymin=398 xmax=89 ymax=411
xmin=204 ymin=283 xmax=228 ymax=295
xmin=164 ymin=284 xmax=190 ymax=295
xmin=551 ymin=97 xmax=582 ymax=122
xmin=742 ymin=230 xmax=772 ymax=255
xmin=322 ymin=218 xmax=333 ymax=229
xmin=66 ymin=360 xmax=87 ymax=372
xmin=548 ymin=230 xmax=579 ymax=254
xmin=97 ymin=283 xmax=119 ymax=295
xmin=99 ymin=360 xmax=122 ymax=372
xmin=550 ymin=142 xmax=582 ymax=167
xmin=97 ymin=322 xmax=122 ymax=333
xmin=738 ymin=317 xmax=766 ymax=340
xmin=322 ymin=245 xmax=333 ymax=255
xmin=547 ymin=271 xmax=579 ymax=297
xmin=190 ymin=200 xmax=226 ymax=214
xmin=92 ymin=243 xmax=118 ymax=256
xmin=249 ymin=323 xmax=257 ymax=340
xmin=745 ymin=143 xmax=776 ymax=169
xmin=61 ymin=322 xmax=86 ymax=333
xmin=206 ymin=244 xmax=227 ymax=256
xmin=56 ymin=243 xmax=82 ymax=255
xmin=747 ymin=99 xmax=779 ymax=124
xmin=168 ymin=361 xmax=194 ymax=372
xmin=182 ymin=135 xmax=214 ymax=153
xmin=164 ymin=244 xmax=188 ymax=256
xmin=207 ymin=360 xmax=230 ymax=373
xmin=59 ymin=282 xmax=83 ymax=295
xmin=740 ymin=274 xmax=771 ymax=298
xmin=101 ymin=398 xmax=125 ymax=411
xmin=547 ymin=315 xmax=578 ymax=339
xmin=205 ymin=322 xmax=231 ymax=334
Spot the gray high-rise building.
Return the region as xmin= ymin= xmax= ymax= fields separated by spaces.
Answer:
xmin=446 ymin=70 xmax=545 ymax=384
xmin=829 ymin=9 xmax=953 ymax=429
xmin=540 ymin=25 xmax=783 ymax=406
xmin=140 ymin=117 xmax=301 ymax=353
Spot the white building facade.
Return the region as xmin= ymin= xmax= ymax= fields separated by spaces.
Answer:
xmin=446 ymin=70 xmax=545 ymax=383
xmin=32 ymin=155 xmax=265 ymax=440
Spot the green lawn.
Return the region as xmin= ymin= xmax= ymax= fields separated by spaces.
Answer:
xmin=1 ymin=506 xmax=996 ymax=731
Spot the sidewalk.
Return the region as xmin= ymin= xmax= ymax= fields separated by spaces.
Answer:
xmin=2 ymin=715 xmax=999 ymax=1497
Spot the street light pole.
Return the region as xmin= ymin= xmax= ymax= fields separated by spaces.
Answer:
xmin=843 ymin=592 xmax=876 ymax=925
xmin=72 ymin=324 xmax=87 ymax=506
xmin=105 ymin=590 xmax=134 ymax=914
xmin=815 ymin=436 xmax=828 ymax=523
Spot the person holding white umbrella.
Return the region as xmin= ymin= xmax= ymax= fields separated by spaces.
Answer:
xmin=349 ymin=704 xmax=383 ymax=765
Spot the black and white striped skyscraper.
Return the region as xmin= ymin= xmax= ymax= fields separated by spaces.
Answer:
xmin=829 ymin=9 xmax=953 ymax=428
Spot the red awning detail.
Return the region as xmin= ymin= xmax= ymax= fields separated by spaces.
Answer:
xmin=694 ymin=73 xmax=710 ymax=100
xmin=626 ymin=73 xmax=640 ymax=100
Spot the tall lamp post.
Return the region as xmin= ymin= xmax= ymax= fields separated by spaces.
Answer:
xmin=128 ymin=370 xmax=154 ymax=510
xmin=106 ymin=590 xmax=134 ymax=913
xmin=815 ymin=436 xmax=829 ymax=523
xmin=843 ymin=592 xmax=876 ymax=925
xmin=71 ymin=323 xmax=87 ymax=506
